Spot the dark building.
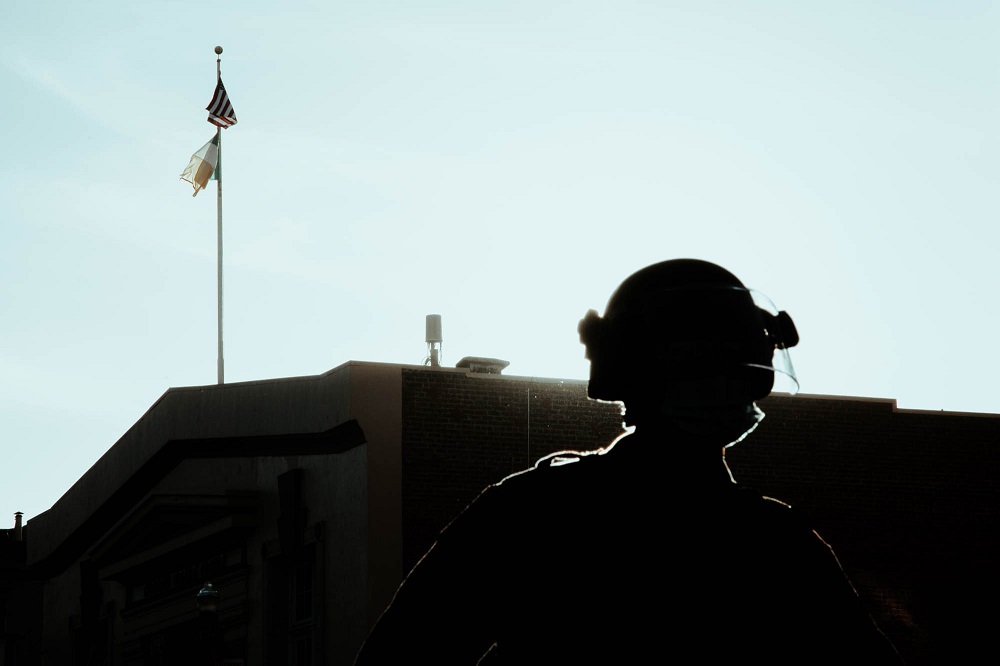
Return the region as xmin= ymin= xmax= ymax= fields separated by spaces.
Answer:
xmin=1 ymin=360 xmax=996 ymax=664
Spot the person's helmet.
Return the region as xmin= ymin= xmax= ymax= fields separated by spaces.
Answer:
xmin=578 ymin=259 xmax=799 ymax=406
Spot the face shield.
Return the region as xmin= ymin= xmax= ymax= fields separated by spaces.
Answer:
xmin=747 ymin=289 xmax=799 ymax=395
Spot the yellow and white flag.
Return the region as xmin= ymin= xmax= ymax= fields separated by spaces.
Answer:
xmin=180 ymin=134 xmax=220 ymax=197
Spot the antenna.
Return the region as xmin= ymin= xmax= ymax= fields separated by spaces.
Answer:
xmin=425 ymin=314 xmax=443 ymax=367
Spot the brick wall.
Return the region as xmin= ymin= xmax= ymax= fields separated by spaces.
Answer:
xmin=400 ymin=369 xmax=624 ymax=569
xmin=729 ymin=394 xmax=998 ymax=665
xmin=400 ymin=374 xmax=997 ymax=665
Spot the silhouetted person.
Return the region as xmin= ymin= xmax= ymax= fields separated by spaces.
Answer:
xmin=355 ymin=259 xmax=902 ymax=664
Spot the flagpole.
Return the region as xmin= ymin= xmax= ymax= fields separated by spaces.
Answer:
xmin=215 ymin=45 xmax=225 ymax=385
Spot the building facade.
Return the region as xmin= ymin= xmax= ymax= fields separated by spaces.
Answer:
xmin=2 ymin=360 xmax=996 ymax=664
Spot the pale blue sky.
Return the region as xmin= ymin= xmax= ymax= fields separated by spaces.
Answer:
xmin=2 ymin=0 xmax=998 ymax=521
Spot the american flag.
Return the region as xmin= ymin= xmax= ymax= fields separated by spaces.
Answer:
xmin=206 ymin=78 xmax=238 ymax=128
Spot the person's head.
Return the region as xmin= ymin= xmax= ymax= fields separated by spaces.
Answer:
xmin=578 ymin=259 xmax=799 ymax=441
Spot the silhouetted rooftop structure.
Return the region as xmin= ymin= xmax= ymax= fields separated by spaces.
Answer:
xmin=0 ymin=360 xmax=994 ymax=664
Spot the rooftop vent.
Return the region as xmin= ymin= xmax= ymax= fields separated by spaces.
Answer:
xmin=456 ymin=356 xmax=510 ymax=375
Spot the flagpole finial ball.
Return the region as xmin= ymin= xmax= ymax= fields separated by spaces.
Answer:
xmin=215 ymin=46 xmax=223 ymax=54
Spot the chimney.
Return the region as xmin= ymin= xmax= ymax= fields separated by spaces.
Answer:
xmin=13 ymin=512 xmax=23 ymax=541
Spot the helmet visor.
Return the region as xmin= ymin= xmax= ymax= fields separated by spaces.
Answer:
xmin=748 ymin=289 xmax=799 ymax=395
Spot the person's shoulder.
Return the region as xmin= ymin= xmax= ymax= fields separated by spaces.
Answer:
xmin=500 ymin=448 xmax=607 ymax=482
xmin=724 ymin=485 xmax=817 ymax=531
xmin=485 ymin=448 xmax=610 ymax=503
xmin=727 ymin=482 xmax=791 ymax=511
xmin=728 ymin=487 xmax=845 ymax=561
xmin=534 ymin=448 xmax=606 ymax=469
